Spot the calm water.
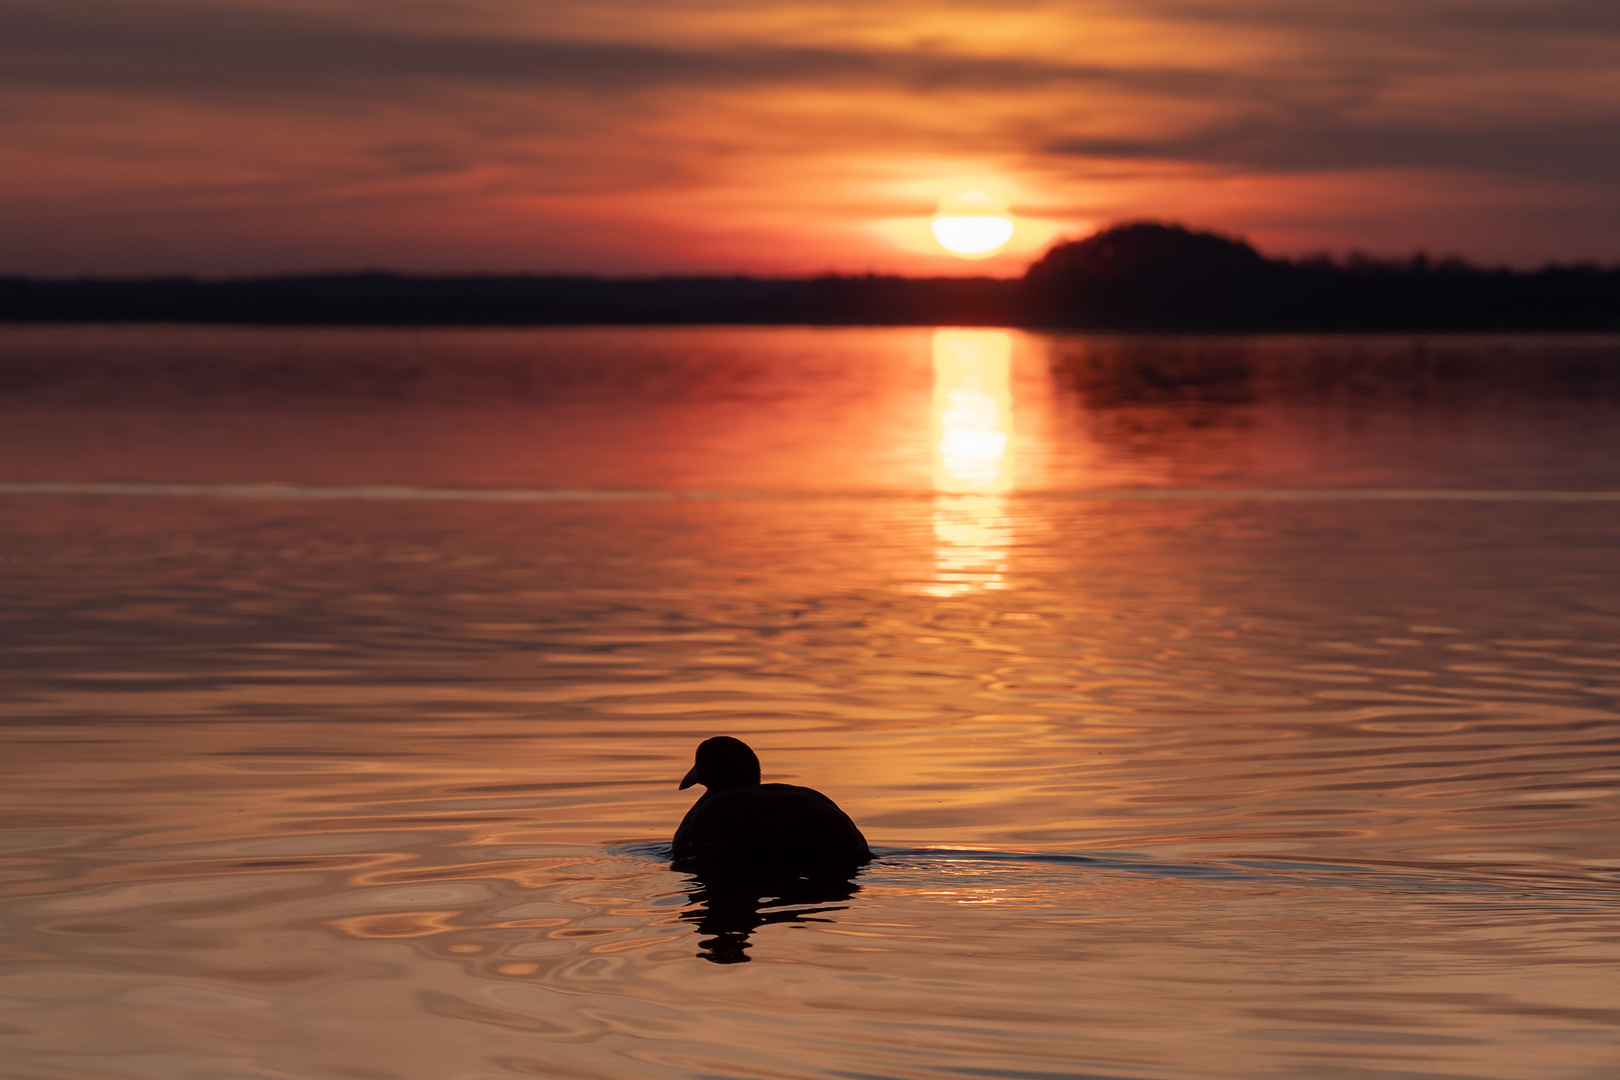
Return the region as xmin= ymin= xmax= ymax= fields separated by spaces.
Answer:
xmin=3 ymin=325 xmax=1620 ymax=1080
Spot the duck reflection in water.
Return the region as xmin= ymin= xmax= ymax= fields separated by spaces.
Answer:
xmin=672 ymin=737 xmax=871 ymax=964
xmin=677 ymin=871 xmax=863 ymax=964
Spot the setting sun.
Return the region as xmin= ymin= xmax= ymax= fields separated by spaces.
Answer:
xmin=931 ymin=215 xmax=1016 ymax=256
xmin=931 ymin=190 xmax=1015 ymax=259
xmin=874 ymin=183 xmax=1061 ymax=265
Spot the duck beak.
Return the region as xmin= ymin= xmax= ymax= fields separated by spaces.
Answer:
xmin=679 ymin=765 xmax=699 ymax=790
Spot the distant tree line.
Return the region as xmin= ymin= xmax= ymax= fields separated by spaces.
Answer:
xmin=0 ymin=273 xmax=1019 ymax=328
xmin=1021 ymin=223 xmax=1620 ymax=331
xmin=3 ymin=223 xmax=1616 ymax=331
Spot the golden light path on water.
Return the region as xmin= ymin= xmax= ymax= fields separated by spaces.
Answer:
xmin=929 ymin=328 xmax=1015 ymax=596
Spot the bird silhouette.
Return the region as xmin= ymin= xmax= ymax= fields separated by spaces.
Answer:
xmin=672 ymin=736 xmax=871 ymax=877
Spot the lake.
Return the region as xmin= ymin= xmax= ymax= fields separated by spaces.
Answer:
xmin=2 ymin=324 xmax=1619 ymax=1080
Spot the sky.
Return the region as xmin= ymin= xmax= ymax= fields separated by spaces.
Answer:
xmin=3 ymin=0 xmax=1619 ymax=277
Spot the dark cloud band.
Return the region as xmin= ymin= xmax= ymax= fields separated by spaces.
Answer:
xmin=1048 ymin=114 xmax=1620 ymax=182
xmin=0 ymin=0 xmax=1231 ymax=98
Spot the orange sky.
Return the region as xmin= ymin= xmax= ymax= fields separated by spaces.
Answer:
xmin=4 ymin=0 xmax=1619 ymax=276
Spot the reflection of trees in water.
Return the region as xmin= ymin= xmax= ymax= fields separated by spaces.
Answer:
xmin=1048 ymin=337 xmax=1620 ymax=411
xmin=1042 ymin=336 xmax=1620 ymax=463
xmin=1051 ymin=342 xmax=1257 ymax=408
xmin=1044 ymin=341 xmax=1258 ymax=459
xmin=678 ymin=870 xmax=862 ymax=965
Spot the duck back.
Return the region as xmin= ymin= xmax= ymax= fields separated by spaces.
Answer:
xmin=672 ymin=782 xmax=871 ymax=875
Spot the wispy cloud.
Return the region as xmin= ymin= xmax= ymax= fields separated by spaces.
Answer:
xmin=0 ymin=1 xmax=1247 ymax=99
xmin=1049 ymin=117 xmax=1620 ymax=183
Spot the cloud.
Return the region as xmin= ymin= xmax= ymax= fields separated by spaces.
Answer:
xmin=1048 ymin=115 xmax=1620 ymax=183
xmin=1134 ymin=0 xmax=1620 ymax=36
xmin=0 ymin=0 xmax=1243 ymax=102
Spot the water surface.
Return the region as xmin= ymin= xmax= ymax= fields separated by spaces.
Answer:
xmin=2 ymin=325 xmax=1619 ymax=1080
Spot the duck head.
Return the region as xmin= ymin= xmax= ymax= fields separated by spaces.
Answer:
xmin=680 ymin=736 xmax=762 ymax=792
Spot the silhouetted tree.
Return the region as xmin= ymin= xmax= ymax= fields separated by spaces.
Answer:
xmin=1023 ymin=222 xmax=1273 ymax=329
xmin=1021 ymin=221 xmax=1620 ymax=331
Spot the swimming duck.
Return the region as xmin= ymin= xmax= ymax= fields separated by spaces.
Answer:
xmin=671 ymin=736 xmax=871 ymax=876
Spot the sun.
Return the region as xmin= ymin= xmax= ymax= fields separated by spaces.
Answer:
xmin=872 ymin=181 xmax=1066 ymax=261
xmin=930 ymin=190 xmax=1015 ymax=258
xmin=932 ymin=215 xmax=1016 ymax=256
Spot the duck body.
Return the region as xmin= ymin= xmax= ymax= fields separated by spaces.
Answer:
xmin=671 ymin=737 xmax=871 ymax=877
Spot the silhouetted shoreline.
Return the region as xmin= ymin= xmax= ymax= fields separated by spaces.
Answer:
xmin=4 ymin=224 xmax=1617 ymax=331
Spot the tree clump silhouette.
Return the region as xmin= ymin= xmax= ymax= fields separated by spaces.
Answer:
xmin=1022 ymin=221 xmax=1272 ymax=329
xmin=1021 ymin=220 xmax=1620 ymax=331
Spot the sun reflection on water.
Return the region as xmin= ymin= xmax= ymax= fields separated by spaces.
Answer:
xmin=928 ymin=329 xmax=1015 ymax=596
xmin=932 ymin=329 xmax=1013 ymax=495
